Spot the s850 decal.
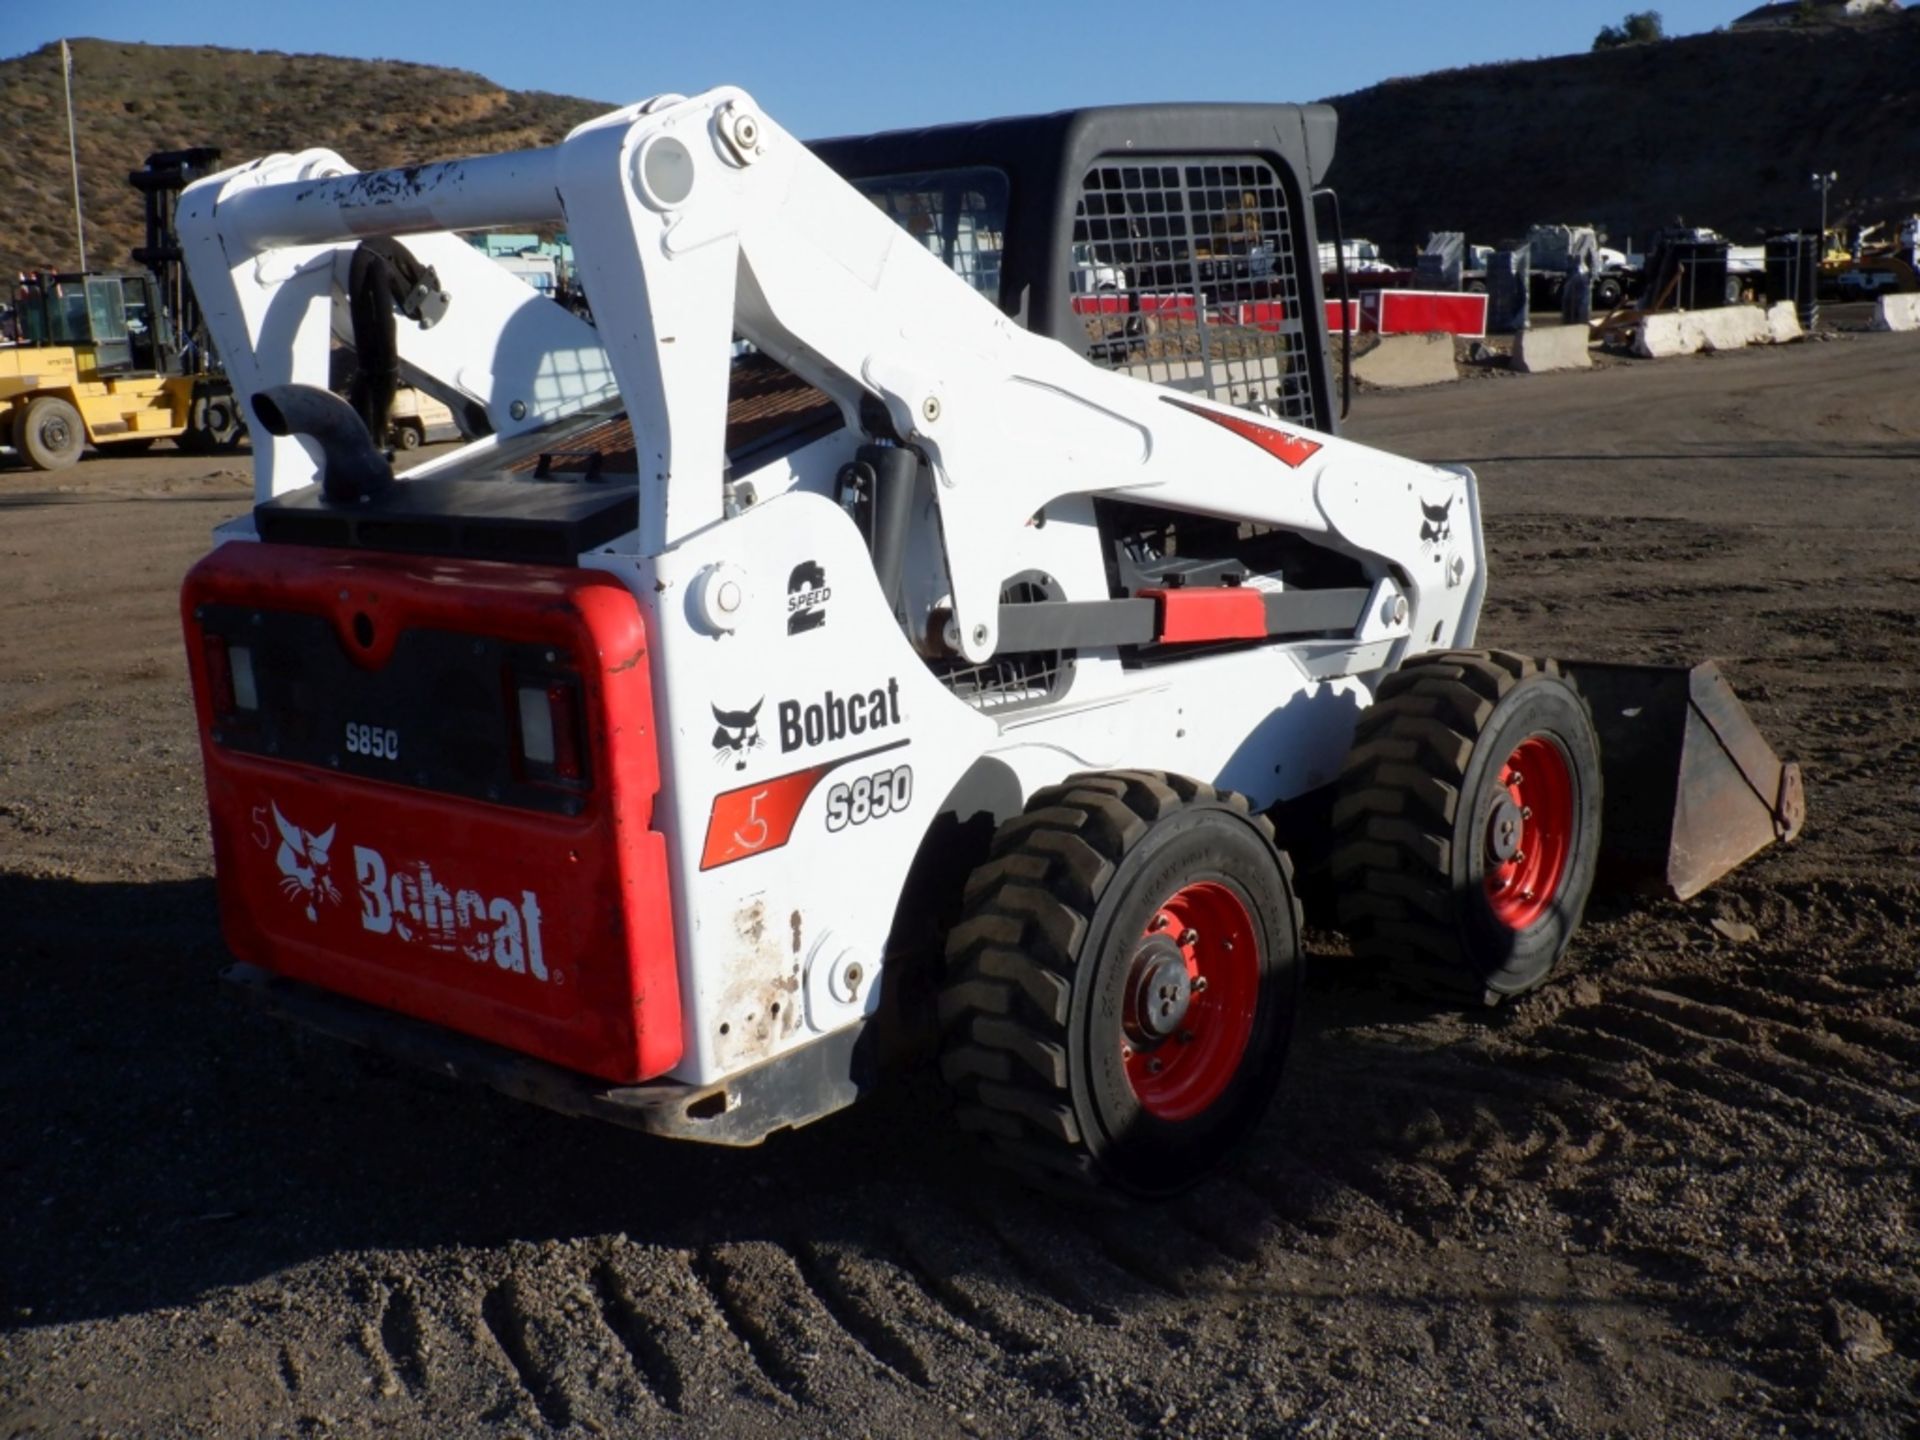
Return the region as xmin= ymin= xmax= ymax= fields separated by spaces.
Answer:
xmin=825 ymin=764 xmax=912 ymax=832
xmin=345 ymin=721 xmax=400 ymax=761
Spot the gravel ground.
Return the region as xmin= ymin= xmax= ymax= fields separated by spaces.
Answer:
xmin=2 ymin=333 xmax=1916 ymax=1439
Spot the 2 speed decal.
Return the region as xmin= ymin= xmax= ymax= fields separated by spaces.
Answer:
xmin=787 ymin=560 xmax=830 ymax=635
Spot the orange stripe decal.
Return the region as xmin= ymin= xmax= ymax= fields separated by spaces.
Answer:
xmin=1165 ymin=397 xmax=1324 ymax=469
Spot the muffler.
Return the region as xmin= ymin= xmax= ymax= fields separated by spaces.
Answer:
xmin=1564 ymin=661 xmax=1805 ymax=901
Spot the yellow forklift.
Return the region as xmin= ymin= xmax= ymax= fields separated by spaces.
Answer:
xmin=3 ymin=270 xmax=196 ymax=469
xmin=3 ymin=149 xmax=244 ymax=471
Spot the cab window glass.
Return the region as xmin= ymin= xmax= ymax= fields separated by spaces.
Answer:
xmin=87 ymin=279 xmax=128 ymax=343
xmin=852 ymin=168 xmax=1008 ymax=303
xmin=49 ymin=283 xmax=92 ymax=344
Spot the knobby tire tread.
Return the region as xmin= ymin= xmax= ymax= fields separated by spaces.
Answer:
xmin=940 ymin=770 xmax=1298 ymax=1197
xmin=1332 ymin=649 xmax=1554 ymax=1003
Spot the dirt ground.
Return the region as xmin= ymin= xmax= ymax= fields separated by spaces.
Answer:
xmin=2 ymin=334 xmax=1916 ymax=1440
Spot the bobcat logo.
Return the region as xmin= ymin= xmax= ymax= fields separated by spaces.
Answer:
xmin=273 ymin=803 xmax=341 ymax=923
xmin=711 ymin=700 xmax=764 ymax=771
xmin=1420 ymin=495 xmax=1455 ymax=548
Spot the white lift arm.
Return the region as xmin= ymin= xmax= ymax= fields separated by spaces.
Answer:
xmin=179 ymin=87 xmax=1480 ymax=664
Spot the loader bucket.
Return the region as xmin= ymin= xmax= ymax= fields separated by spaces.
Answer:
xmin=1563 ymin=661 xmax=1805 ymax=901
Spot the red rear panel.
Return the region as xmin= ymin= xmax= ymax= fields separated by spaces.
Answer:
xmin=181 ymin=542 xmax=679 ymax=1084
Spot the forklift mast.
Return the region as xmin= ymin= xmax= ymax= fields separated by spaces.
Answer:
xmin=130 ymin=147 xmax=225 ymax=378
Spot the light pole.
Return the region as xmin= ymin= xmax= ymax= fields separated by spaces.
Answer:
xmin=1811 ymin=171 xmax=1837 ymax=328
xmin=1812 ymin=171 xmax=1838 ymax=250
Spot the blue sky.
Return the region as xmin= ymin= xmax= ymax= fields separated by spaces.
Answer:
xmin=21 ymin=1 xmax=1746 ymax=137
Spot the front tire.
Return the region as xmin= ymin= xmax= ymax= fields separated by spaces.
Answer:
xmin=20 ymin=396 xmax=85 ymax=471
xmin=1331 ymin=651 xmax=1602 ymax=1003
xmin=940 ymin=770 xmax=1302 ymax=1199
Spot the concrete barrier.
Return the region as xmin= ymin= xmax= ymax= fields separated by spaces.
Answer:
xmin=1870 ymin=294 xmax=1920 ymax=331
xmin=1633 ymin=305 xmax=1777 ymax=358
xmin=1353 ymin=333 xmax=1458 ymax=388
xmin=1633 ymin=313 xmax=1701 ymax=359
xmin=1698 ymin=306 xmax=1770 ymax=352
xmin=1766 ymin=301 xmax=1804 ymax=344
xmin=1512 ymin=325 xmax=1592 ymax=373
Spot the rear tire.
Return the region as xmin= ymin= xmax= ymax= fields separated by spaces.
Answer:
xmin=202 ymin=394 xmax=242 ymax=450
xmin=1331 ymin=650 xmax=1601 ymax=1003
xmin=19 ymin=396 xmax=85 ymax=471
xmin=394 ymin=422 xmax=422 ymax=450
xmin=940 ymin=770 xmax=1302 ymax=1199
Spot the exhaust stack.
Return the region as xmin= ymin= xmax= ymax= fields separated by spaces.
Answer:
xmin=250 ymin=384 xmax=394 ymax=507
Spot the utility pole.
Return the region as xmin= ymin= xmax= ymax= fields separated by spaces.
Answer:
xmin=62 ymin=38 xmax=88 ymax=270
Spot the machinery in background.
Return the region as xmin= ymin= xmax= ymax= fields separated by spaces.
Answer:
xmin=1825 ymin=218 xmax=1920 ymax=298
xmin=2 ymin=148 xmax=243 ymax=471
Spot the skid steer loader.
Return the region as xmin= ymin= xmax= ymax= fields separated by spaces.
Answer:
xmin=176 ymin=90 xmax=1802 ymax=1198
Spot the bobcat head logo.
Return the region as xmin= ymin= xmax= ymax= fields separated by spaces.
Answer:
xmin=711 ymin=700 xmax=764 ymax=771
xmin=273 ymin=803 xmax=340 ymax=923
xmin=1420 ymin=495 xmax=1455 ymax=547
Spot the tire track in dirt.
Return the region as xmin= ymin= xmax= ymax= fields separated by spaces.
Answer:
xmin=589 ymin=1259 xmax=688 ymax=1412
xmin=479 ymin=1279 xmax=575 ymax=1430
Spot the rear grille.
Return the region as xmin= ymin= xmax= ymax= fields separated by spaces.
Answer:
xmin=195 ymin=604 xmax=589 ymax=816
xmin=1072 ymin=156 xmax=1316 ymax=425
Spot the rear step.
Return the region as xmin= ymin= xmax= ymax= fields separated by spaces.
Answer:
xmin=225 ymin=963 xmax=867 ymax=1147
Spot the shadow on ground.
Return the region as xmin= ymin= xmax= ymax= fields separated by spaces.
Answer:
xmin=2 ymin=870 xmax=1529 ymax=1332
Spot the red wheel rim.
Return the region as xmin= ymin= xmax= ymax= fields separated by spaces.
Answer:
xmin=1122 ymin=881 xmax=1259 ymax=1122
xmin=1482 ymin=735 xmax=1574 ymax=930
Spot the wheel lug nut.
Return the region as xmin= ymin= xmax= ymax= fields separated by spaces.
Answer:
xmin=1178 ymin=1030 xmax=1194 ymax=1044
xmin=1121 ymin=1044 xmax=1133 ymax=1060
xmin=1192 ymin=975 xmax=1209 ymax=993
xmin=1148 ymin=1058 xmax=1164 ymax=1074
xmin=1521 ymin=806 xmax=1533 ymax=820
xmin=1179 ymin=928 xmax=1199 ymax=947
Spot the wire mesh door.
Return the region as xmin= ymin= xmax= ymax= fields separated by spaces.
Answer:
xmin=1071 ymin=157 xmax=1316 ymax=426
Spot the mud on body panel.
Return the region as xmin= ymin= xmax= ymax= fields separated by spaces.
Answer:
xmin=627 ymin=492 xmax=999 ymax=1087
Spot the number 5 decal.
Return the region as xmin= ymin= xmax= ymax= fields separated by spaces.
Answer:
xmin=701 ymin=766 xmax=827 ymax=870
xmin=733 ymin=790 xmax=771 ymax=852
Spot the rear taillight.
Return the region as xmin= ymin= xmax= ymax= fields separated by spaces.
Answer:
xmin=515 ymin=678 xmax=585 ymax=787
xmin=202 ymin=636 xmax=258 ymax=717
